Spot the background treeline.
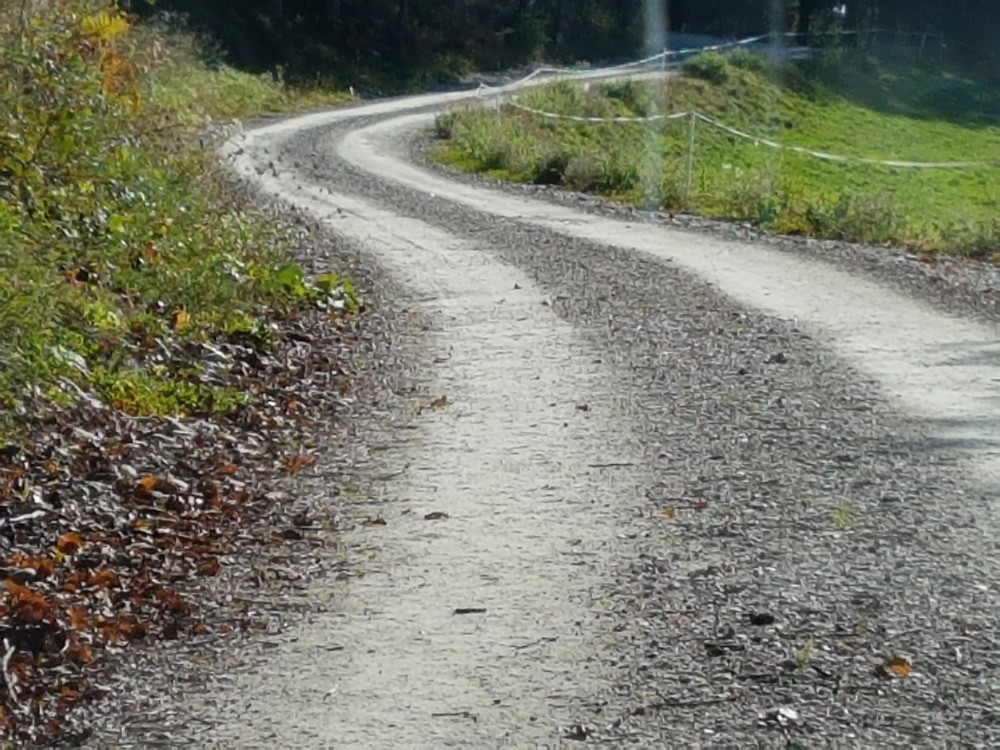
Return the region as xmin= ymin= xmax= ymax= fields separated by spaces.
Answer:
xmin=124 ymin=0 xmax=997 ymax=88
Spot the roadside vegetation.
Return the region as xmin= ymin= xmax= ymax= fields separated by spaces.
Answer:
xmin=432 ymin=48 xmax=1000 ymax=258
xmin=0 ymin=2 xmax=349 ymax=433
xmin=0 ymin=1 xmax=353 ymax=743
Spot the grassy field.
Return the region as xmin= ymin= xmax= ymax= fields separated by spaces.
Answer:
xmin=0 ymin=2 xmax=350 ymax=435
xmin=432 ymin=48 xmax=1000 ymax=257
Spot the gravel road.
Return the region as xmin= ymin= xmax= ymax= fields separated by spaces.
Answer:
xmin=176 ymin=77 xmax=1000 ymax=748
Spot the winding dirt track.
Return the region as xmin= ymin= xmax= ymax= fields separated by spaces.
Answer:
xmin=188 ymin=76 xmax=1000 ymax=747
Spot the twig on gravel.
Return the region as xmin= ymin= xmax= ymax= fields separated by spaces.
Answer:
xmin=1 ymin=638 xmax=20 ymax=714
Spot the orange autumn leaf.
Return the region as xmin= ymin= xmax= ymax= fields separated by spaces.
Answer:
xmin=88 ymin=569 xmax=119 ymax=588
xmin=66 ymin=639 xmax=93 ymax=664
xmin=136 ymin=475 xmax=158 ymax=493
xmin=882 ymin=657 xmax=911 ymax=678
xmin=67 ymin=606 xmax=89 ymax=630
xmin=5 ymin=580 xmax=51 ymax=622
xmin=56 ymin=532 xmax=84 ymax=554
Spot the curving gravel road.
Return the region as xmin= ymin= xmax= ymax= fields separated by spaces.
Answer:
xmin=179 ymin=78 xmax=1000 ymax=747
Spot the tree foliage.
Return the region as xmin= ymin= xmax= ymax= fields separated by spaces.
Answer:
xmin=123 ymin=0 xmax=998 ymax=86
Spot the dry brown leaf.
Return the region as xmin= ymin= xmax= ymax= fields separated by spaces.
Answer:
xmin=117 ymin=619 xmax=147 ymax=641
xmin=6 ymin=555 xmax=55 ymax=577
xmin=283 ymin=453 xmax=316 ymax=474
xmin=154 ymin=587 xmax=186 ymax=614
xmin=430 ymin=395 xmax=449 ymax=409
xmin=660 ymin=507 xmax=676 ymax=519
xmin=197 ymin=558 xmax=220 ymax=577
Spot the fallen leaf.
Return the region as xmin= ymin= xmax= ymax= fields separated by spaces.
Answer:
xmin=878 ymin=657 xmax=911 ymax=678
xmin=424 ymin=511 xmax=450 ymax=521
xmin=430 ymin=395 xmax=449 ymax=409
xmin=660 ymin=507 xmax=676 ymax=519
xmin=117 ymin=619 xmax=148 ymax=641
xmin=171 ymin=309 xmax=190 ymax=328
xmin=197 ymin=558 xmax=220 ymax=577
xmin=67 ymin=606 xmax=89 ymax=630
xmin=56 ymin=533 xmax=84 ymax=554
xmin=136 ymin=475 xmax=157 ymax=493
xmin=66 ymin=639 xmax=92 ymax=665
xmin=283 ymin=453 xmax=316 ymax=474
xmin=87 ymin=569 xmax=118 ymax=588
xmin=5 ymin=580 xmax=51 ymax=621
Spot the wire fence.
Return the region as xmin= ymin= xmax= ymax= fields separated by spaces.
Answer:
xmin=471 ymin=32 xmax=997 ymax=172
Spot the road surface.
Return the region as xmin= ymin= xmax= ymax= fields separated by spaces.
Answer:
xmin=180 ymin=73 xmax=1000 ymax=747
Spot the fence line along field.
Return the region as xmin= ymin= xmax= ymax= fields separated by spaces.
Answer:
xmin=433 ymin=47 xmax=1000 ymax=258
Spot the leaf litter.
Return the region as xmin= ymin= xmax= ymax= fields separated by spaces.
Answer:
xmin=0 ymin=237 xmax=376 ymax=746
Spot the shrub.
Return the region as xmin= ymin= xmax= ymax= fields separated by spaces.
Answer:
xmin=727 ymin=48 xmax=767 ymax=74
xmin=683 ymin=51 xmax=730 ymax=84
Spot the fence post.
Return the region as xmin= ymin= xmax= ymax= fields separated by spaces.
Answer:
xmin=684 ymin=111 xmax=697 ymax=203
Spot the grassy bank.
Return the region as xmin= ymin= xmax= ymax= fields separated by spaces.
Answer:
xmin=0 ymin=2 xmax=350 ymax=437
xmin=432 ymin=49 xmax=1000 ymax=258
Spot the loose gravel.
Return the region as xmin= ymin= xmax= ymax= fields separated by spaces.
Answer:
xmin=259 ymin=116 xmax=1000 ymax=748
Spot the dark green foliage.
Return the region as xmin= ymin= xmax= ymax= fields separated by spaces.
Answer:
xmin=121 ymin=1 xmax=998 ymax=91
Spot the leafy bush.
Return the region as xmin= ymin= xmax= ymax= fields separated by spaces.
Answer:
xmin=727 ymin=48 xmax=767 ymax=74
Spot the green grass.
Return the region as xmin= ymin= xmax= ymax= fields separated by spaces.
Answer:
xmin=0 ymin=1 xmax=353 ymax=435
xmin=432 ymin=48 xmax=1000 ymax=258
